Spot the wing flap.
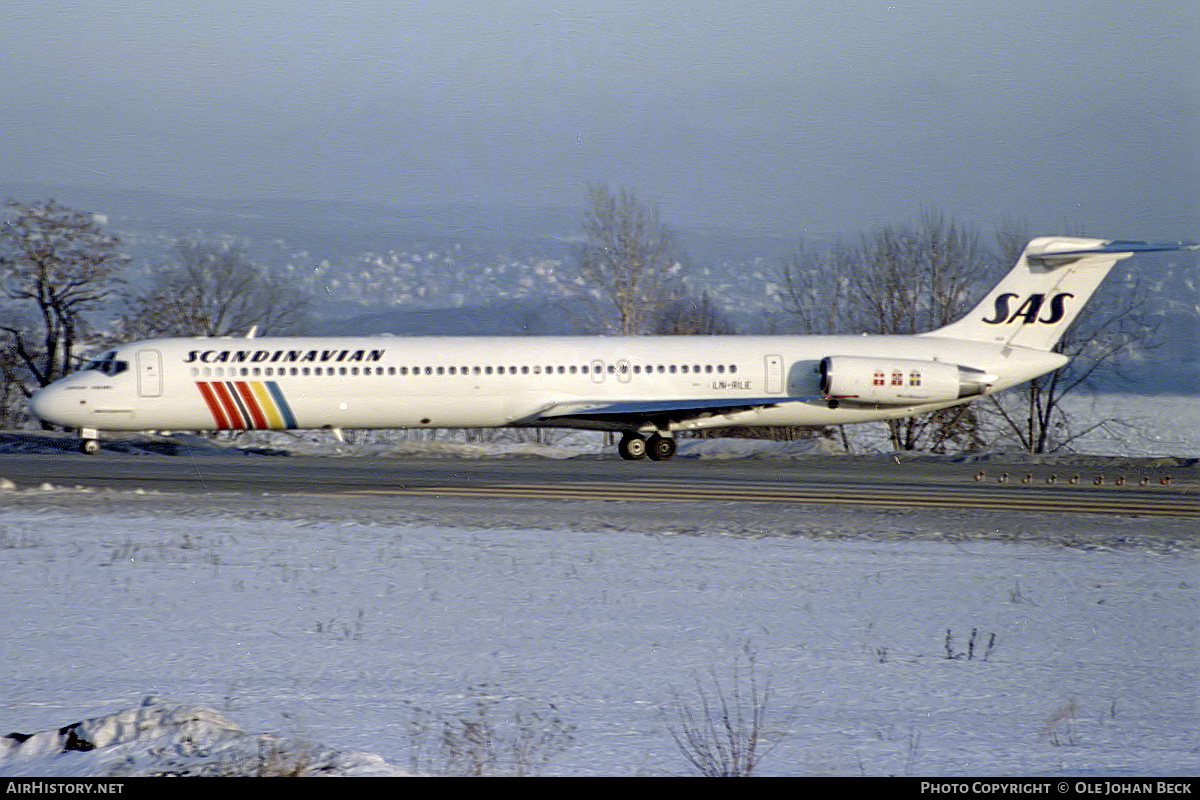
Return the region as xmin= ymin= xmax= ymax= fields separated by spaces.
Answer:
xmin=533 ymin=395 xmax=823 ymax=426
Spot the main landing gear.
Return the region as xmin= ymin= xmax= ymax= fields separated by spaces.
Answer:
xmin=617 ymin=432 xmax=677 ymax=461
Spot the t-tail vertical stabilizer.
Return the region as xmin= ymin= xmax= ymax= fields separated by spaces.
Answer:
xmin=925 ymin=237 xmax=1187 ymax=352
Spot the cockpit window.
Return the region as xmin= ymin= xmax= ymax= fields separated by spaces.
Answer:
xmin=83 ymin=351 xmax=129 ymax=377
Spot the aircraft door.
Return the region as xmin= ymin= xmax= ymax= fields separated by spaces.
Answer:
xmin=764 ymin=354 xmax=784 ymax=394
xmin=591 ymin=359 xmax=605 ymax=383
xmin=137 ymin=349 xmax=163 ymax=397
xmin=615 ymin=359 xmax=632 ymax=383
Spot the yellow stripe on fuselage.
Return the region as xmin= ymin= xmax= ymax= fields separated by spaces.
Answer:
xmin=250 ymin=381 xmax=286 ymax=429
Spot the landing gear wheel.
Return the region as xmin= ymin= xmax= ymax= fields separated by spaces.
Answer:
xmin=618 ymin=433 xmax=647 ymax=460
xmin=80 ymin=439 xmax=100 ymax=455
xmin=646 ymin=433 xmax=677 ymax=461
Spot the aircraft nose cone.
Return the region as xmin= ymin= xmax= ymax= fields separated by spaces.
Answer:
xmin=29 ymin=385 xmax=75 ymax=426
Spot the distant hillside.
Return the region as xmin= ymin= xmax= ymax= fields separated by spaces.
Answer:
xmin=1 ymin=180 xmax=792 ymax=307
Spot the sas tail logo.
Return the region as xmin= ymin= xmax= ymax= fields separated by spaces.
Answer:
xmin=196 ymin=381 xmax=297 ymax=430
xmin=982 ymin=292 xmax=1074 ymax=326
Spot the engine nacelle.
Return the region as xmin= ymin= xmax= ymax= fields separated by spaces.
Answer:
xmin=819 ymin=356 xmax=995 ymax=405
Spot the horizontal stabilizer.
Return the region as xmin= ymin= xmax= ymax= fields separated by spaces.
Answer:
xmin=1024 ymin=239 xmax=1196 ymax=266
xmin=1031 ymin=240 xmax=1194 ymax=256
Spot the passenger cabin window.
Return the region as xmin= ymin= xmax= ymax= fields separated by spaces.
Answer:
xmin=241 ymin=359 xmax=745 ymax=383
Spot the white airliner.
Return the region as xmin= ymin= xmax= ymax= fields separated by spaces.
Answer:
xmin=28 ymin=236 xmax=1184 ymax=459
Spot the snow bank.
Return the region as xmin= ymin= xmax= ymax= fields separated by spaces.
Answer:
xmin=0 ymin=428 xmax=846 ymax=460
xmin=676 ymin=435 xmax=842 ymax=459
xmin=0 ymin=696 xmax=403 ymax=777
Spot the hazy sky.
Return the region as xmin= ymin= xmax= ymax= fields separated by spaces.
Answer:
xmin=2 ymin=1 xmax=1196 ymax=239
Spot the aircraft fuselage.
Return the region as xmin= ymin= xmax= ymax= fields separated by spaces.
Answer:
xmin=30 ymin=333 xmax=1063 ymax=435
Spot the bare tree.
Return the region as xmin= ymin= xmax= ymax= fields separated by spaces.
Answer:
xmin=778 ymin=242 xmax=852 ymax=335
xmin=573 ymin=184 xmax=685 ymax=335
xmin=779 ymin=211 xmax=993 ymax=452
xmin=782 ymin=212 xmax=987 ymax=337
xmin=122 ymin=238 xmax=309 ymax=338
xmin=0 ymin=345 xmax=27 ymax=428
xmin=655 ymin=291 xmax=735 ymax=335
xmin=0 ymin=199 xmax=126 ymax=400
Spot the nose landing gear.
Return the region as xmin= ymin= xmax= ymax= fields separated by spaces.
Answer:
xmin=79 ymin=428 xmax=101 ymax=455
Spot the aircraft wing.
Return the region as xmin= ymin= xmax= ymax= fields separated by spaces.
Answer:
xmin=531 ymin=395 xmax=823 ymax=427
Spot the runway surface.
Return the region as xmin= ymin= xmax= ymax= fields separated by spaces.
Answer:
xmin=0 ymin=448 xmax=1194 ymax=519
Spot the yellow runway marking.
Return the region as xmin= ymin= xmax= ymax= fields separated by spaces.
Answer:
xmin=346 ymin=481 xmax=1198 ymax=518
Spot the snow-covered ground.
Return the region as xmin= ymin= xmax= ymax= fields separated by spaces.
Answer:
xmin=0 ymin=508 xmax=1195 ymax=777
xmin=0 ymin=392 xmax=1197 ymax=777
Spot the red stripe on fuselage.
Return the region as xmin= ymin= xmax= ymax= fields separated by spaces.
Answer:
xmin=195 ymin=382 xmax=231 ymax=428
xmin=233 ymin=381 xmax=269 ymax=429
xmin=209 ymin=381 xmax=247 ymax=428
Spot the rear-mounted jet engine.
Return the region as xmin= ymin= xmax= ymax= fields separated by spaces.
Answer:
xmin=820 ymin=356 xmax=996 ymax=405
